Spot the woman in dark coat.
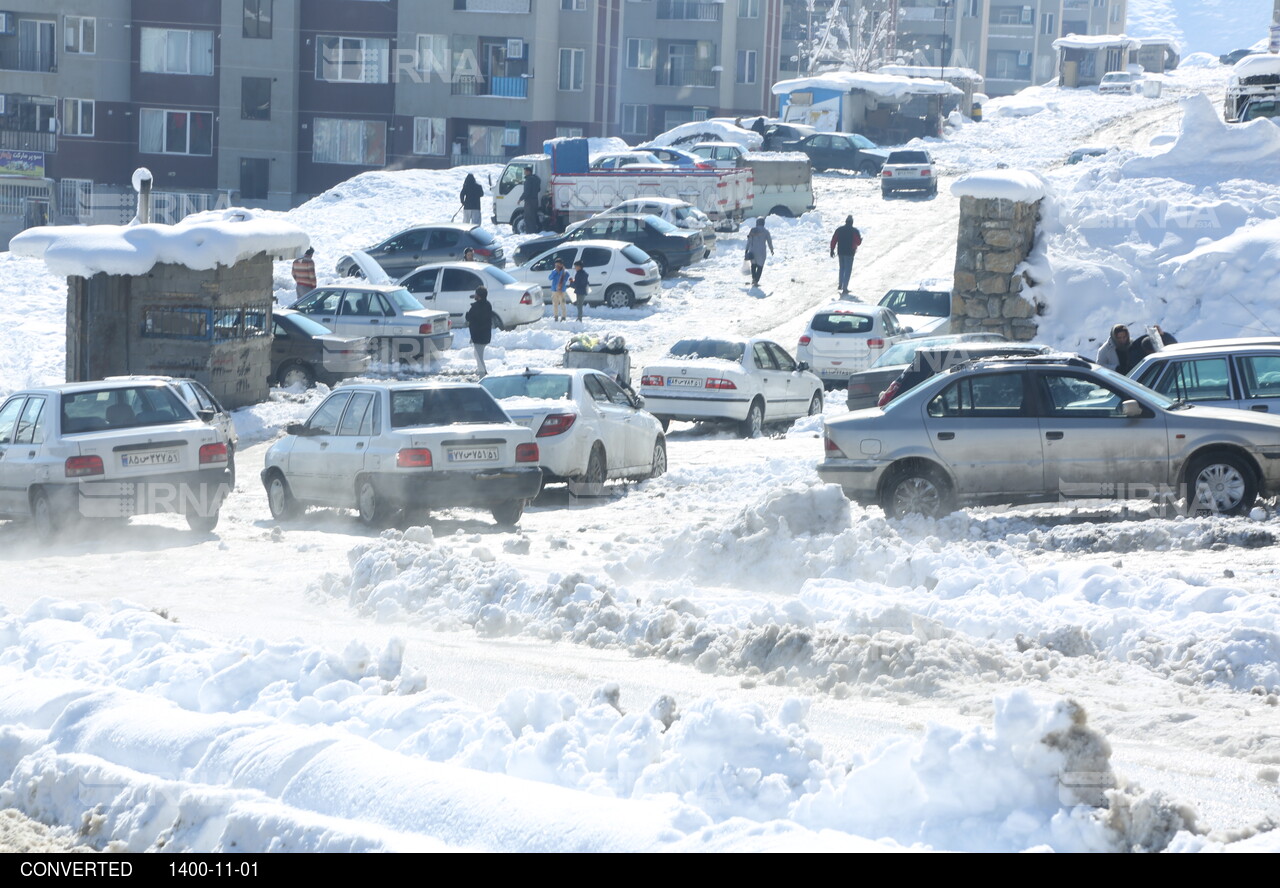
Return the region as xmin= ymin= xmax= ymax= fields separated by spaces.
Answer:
xmin=465 ymin=286 xmax=494 ymax=376
xmin=460 ymin=173 xmax=484 ymax=225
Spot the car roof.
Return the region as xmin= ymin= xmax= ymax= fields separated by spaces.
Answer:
xmin=814 ymin=302 xmax=881 ymax=314
xmin=404 ymin=260 xmax=499 ymax=272
xmin=316 ymin=281 xmax=409 ymax=293
xmin=691 ymin=141 xmax=739 ymax=148
xmin=913 ymin=343 xmax=1050 ymax=358
xmin=10 ymin=379 xmax=185 ymax=397
xmin=943 ymin=353 xmax=1094 ymax=374
xmin=1159 ymin=337 xmax=1280 ymax=352
xmin=526 ymin=238 xmax=633 ymax=255
xmin=394 ymin=222 xmax=477 ymax=234
xmin=342 ymin=381 xmax=489 ymax=393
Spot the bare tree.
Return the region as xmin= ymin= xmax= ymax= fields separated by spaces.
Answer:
xmin=802 ymin=0 xmax=895 ymax=74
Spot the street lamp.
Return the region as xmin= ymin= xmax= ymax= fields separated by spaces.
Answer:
xmin=940 ymin=0 xmax=953 ymax=81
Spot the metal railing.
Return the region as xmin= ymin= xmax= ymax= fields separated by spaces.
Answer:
xmin=657 ymin=1 xmax=722 ymax=21
xmin=656 ymin=67 xmax=719 ymax=88
xmin=451 ymin=75 xmax=529 ymax=98
xmin=0 ymin=50 xmax=56 ymax=73
xmin=0 ymin=129 xmax=56 ymax=152
xmin=450 ymin=153 xmax=510 ymax=166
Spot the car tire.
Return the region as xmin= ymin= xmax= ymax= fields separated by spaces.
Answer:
xmin=30 ymin=488 xmax=71 ymax=542
xmin=740 ymin=399 xmax=764 ymax=438
xmin=769 ymin=205 xmax=794 ymax=218
xmin=186 ymin=509 xmax=220 ymax=533
xmin=648 ymin=437 xmax=667 ymax=480
xmin=807 ymin=391 xmax=823 ymax=416
xmin=277 ymin=360 xmax=316 ymax=389
xmin=880 ymin=462 xmax=954 ymax=519
xmin=491 ymin=499 xmax=525 ymax=526
xmin=649 ymin=252 xmax=670 ymax=277
xmin=344 ymin=265 xmax=365 ymax=279
xmin=356 ymin=476 xmax=392 ymax=527
xmin=1185 ymin=451 xmax=1257 ymax=517
xmin=604 ymin=284 xmax=633 ymax=308
xmin=510 ymin=210 xmax=527 ymax=234
xmin=584 ymin=444 xmax=607 ymax=486
xmin=929 ymin=183 xmax=939 ymax=197
xmin=657 ymin=416 xmax=670 ymax=432
xmin=491 ymin=314 xmax=506 ymax=332
xmin=860 ymin=160 xmax=882 ymax=176
xmin=881 ymin=187 xmax=892 ymax=198
xmin=266 ymin=471 xmax=301 ymax=521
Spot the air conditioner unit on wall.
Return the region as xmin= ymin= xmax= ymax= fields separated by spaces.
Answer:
xmin=507 ymin=39 xmax=523 ymax=59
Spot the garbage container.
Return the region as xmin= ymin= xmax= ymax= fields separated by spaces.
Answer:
xmin=1142 ymin=79 xmax=1163 ymax=98
xmin=972 ymin=102 xmax=983 ymax=123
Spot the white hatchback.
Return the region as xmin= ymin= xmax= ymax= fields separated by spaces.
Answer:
xmin=398 ymin=261 xmax=544 ymax=331
xmin=508 ymin=239 xmax=661 ymax=309
xmin=796 ymin=302 xmax=910 ymax=386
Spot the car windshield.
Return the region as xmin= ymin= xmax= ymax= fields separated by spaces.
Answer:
xmin=810 ymin=311 xmax=874 ymax=334
xmin=480 ymin=374 xmax=573 ymax=401
xmin=470 ymin=228 xmax=496 ymax=245
xmin=851 ymin=134 xmax=877 ymax=149
xmin=61 ymin=385 xmax=194 ymax=434
xmin=669 ymin=339 xmax=745 ymax=362
xmin=1089 ymin=365 xmax=1178 ymax=408
xmin=880 ymin=289 xmax=950 ymax=317
xmin=383 ymin=288 xmax=424 ymax=312
xmin=887 ymin=151 xmax=930 ymax=164
xmin=389 ymin=388 xmax=509 ymax=427
xmin=621 ymin=244 xmax=650 ymax=263
xmin=483 ymin=266 xmax=519 ymax=285
xmin=872 ymin=336 xmax=964 ymax=367
xmin=279 ymin=312 xmax=333 ymax=337
xmin=645 ymin=215 xmax=678 ymax=234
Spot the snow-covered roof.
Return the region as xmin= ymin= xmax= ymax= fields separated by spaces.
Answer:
xmin=1230 ymin=53 xmax=1280 ymax=81
xmin=10 ymin=208 xmax=310 ymax=279
xmin=772 ymin=70 xmax=963 ymax=100
xmin=876 ymin=65 xmax=984 ymax=85
xmin=643 ymin=120 xmax=763 ymax=151
xmin=1135 ymin=36 xmax=1181 ymax=52
xmin=1053 ymin=34 xmax=1142 ymax=52
xmin=951 ymin=169 xmax=1046 ymax=202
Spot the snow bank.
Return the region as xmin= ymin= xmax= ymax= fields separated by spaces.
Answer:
xmin=1229 ymin=53 xmax=1280 ymax=81
xmin=1123 ymin=93 xmax=1280 ymax=175
xmin=772 ymin=71 xmax=962 ymax=101
xmin=1178 ymin=52 xmax=1219 ymax=69
xmin=10 ymin=209 xmax=310 ymax=279
xmin=951 ymin=170 xmax=1047 ymax=202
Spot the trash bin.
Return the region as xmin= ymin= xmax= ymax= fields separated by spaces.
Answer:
xmin=972 ymin=102 xmax=983 ymax=123
xmin=1142 ymin=79 xmax=1163 ymax=98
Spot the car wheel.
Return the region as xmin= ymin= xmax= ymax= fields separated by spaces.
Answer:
xmin=929 ymin=183 xmax=939 ymax=197
xmin=740 ymin=399 xmax=764 ymax=438
xmin=266 ymin=471 xmax=301 ymax=521
xmin=583 ymin=444 xmax=607 ymax=486
xmin=186 ymin=509 xmax=220 ymax=533
xmin=604 ymin=284 xmax=633 ymax=308
xmin=1185 ymin=451 xmax=1257 ymax=517
xmin=860 ymin=160 xmax=882 ymax=176
xmin=491 ymin=313 xmax=506 ymax=332
xmin=491 ymin=499 xmax=525 ymax=526
xmin=30 ymin=488 xmax=70 ymax=542
xmin=510 ymin=210 xmax=527 ymax=234
xmin=648 ymin=438 xmax=667 ymax=479
xmin=880 ymin=463 xmax=954 ymax=519
xmin=881 ymin=187 xmax=892 ymax=198
xmin=277 ymin=360 xmax=316 ymax=389
xmin=807 ymin=391 xmax=823 ymax=416
xmin=356 ymin=476 xmax=391 ymax=527
xmin=769 ymin=205 xmax=794 ymax=218
xmin=657 ymin=416 xmax=671 ymax=433
xmin=649 ymin=252 xmax=670 ymax=277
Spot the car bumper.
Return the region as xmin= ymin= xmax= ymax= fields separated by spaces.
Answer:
xmin=65 ymin=468 xmax=231 ymax=519
xmin=882 ymin=179 xmax=935 ymax=191
xmin=816 ymin=459 xmax=889 ymax=503
xmin=370 ymin=466 xmax=544 ymax=509
xmin=641 ymin=391 xmax=751 ymax=423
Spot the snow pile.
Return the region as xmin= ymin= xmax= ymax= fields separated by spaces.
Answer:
xmin=1122 ymin=94 xmax=1280 ymax=174
xmin=952 ymin=169 xmax=1047 ymax=201
xmin=10 ymin=209 xmax=310 ymax=279
xmin=643 ymin=119 xmax=763 ymax=151
xmin=1178 ymin=52 xmax=1220 ymax=68
xmin=232 ymin=386 xmax=331 ymax=446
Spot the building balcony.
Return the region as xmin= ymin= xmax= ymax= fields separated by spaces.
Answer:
xmin=0 ymin=129 xmax=56 ymax=153
xmin=656 ymin=1 xmax=722 ymax=22
xmin=900 ymin=6 xmax=949 ymax=21
xmin=988 ymin=23 xmax=1036 ymax=38
xmin=0 ymin=50 xmax=56 ymax=73
xmin=655 ymin=68 xmax=719 ymax=88
xmin=450 ymin=75 xmax=528 ymax=98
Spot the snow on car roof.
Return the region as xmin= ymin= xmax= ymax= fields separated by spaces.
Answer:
xmin=1230 ymin=53 xmax=1280 ymax=80
xmin=772 ymin=70 xmax=962 ymax=100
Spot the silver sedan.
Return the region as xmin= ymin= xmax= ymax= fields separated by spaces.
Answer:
xmin=819 ymin=356 xmax=1280 ymax=518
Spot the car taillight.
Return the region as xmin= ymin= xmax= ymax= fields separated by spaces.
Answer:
xmin=877 ymin=380 xmax=901 ymax=407
xmin=824 ymin=436 xmax=847 ymax=458
xmin=798 ymin=335 xmax=811 ymax=347
xmin=536 ymin=413 xmax=577 ymax=437
xmin=626 ymin=267 xmax=647 ymax=276
xmin=520 ymin=291 xmax=534 ymax=305
xmin=921 ymin=169 xmax=932 ymax=176
xmin=199 ymin=443 xmax=228 ymax=465
xmin=868 ymin=338 xmax=885 ymax=349
xmin=397 ymin=448 xmax=433 ymax=468
xmin=472 ymin=247 xmax=493 ymax=257
xmin=695 ymin=162 xmax=714 ymax=169
xmin=65 ymin=455 xmax=104 ymax=478
xmin=641 ymin=374 xmax=665 ymax=386
xmin=882 ymin=169 xmax=893 ymax=177
xmin=706 ymin=378 xmax=736 ymax=390
xmin=516 ymin=443 xmax=539 ymax=463
xmin=847 ymin=382 xmax=870 ymax=395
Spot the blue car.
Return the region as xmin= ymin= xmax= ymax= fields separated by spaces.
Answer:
xmin=643 ymin=147 xmax=713 ymax=170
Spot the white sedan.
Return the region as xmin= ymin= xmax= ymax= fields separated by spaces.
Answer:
xmin=796 ymin=302 xmax=911 ymax=386
xmin=398 ymin=261 xmax=544 ymax=331
xmin=480 ymin=368 xmax=666 ymax=485
xmin=640 ymin=338 xmax=824 ymax=437
xmin=507 ymin=239 xmax=661 ymax=309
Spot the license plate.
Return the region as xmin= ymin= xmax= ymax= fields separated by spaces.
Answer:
xmin=667 ymin=377 xmax=703 ymax=387
xmin=121 ymin=449 xmax=179 ymax=467
xmin=447 ymin=446 xmax=499 ymax=463
xmin=823 ymin=368 xmax=855 ymax=377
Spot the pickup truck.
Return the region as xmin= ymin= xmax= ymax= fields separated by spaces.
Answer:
xmin=1224 ymin=54 xmax=1280 ymax=121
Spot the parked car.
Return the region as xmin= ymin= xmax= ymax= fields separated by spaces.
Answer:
xmin=880 ymin=149 xmax=938 ymax=196
xmin=398 ymin=261 xmax=544 ymax=331
xmin=600 ymin=197 xmax=716 ymax=257
xmin=875 ymin=342 xmax=1053 ymax=408
xmin=782 ymin=132 xmax=889 ymax=175
xmin=760 ymin=122 xmax=816 ymax=152
xmin=688 ymin=141 xmax=748 ymax=169
xmin=0 ymin=379 xmax=231 ymax=538
xmin=480 ymin=368 xmax=666 ymax=484
xmin=877 ymin=288 xmax=952 ymax=337
xmin=819 ymin=355 xmax=1280 ymax=519
xmin=1240 ymin=98 xmax=1280 ymax=123
xmin=335 ymin=224 xmax=505 ymax=278
xmin=644 ymin=147 xmax=714 ymax=169
xmin=843 ymin=334 xmax=1008 ymax=411
xmin=589 ymin=151 xmax=675 ymax=171
xmin=261 ymin=382 xmax=543 ymax=527
xmin=290 ymin=283 xmax=452 ymax=369
xmin=795 ymin=303 xmax=911 ymax=387
xmin=508 ymin=239 xmax=660 ymax=308
xmin=513 ymin=214 xmax=704 ymax=277
xmin=640 ymin=338 xmax=824 ymax=437
xmin=270 ymin=308 xmax=373 ymax=389
xmin=107 ymin=375 xmax=241 ymax=487
xmin=1221 ymin=48 xmax=1254 ymax=66
xmin=1098 ymin=71 xmax=1140 ymax=95
xmin=1129 ymin=342 xmax=1280 ymax=414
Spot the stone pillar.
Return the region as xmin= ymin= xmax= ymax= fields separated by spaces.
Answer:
xmin=951 ymin=194 xmax=1041 ymax=342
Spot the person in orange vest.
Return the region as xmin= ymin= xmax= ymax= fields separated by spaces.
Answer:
xmin=292 ymin=247 xmax=317 ymax=300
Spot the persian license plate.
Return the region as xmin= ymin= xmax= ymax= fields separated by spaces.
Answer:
xmin=447 ymin=446 xmax=499 ymax=463
xmin=666 ymin=377 xmax=703 ymax=387
xmin=121 ymin=449 xmax=179 ymax=468
xmin=823 ymin=368 xmax=855 ymax=377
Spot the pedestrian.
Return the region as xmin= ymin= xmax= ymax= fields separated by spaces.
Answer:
xmin=744 ymin=217 xmax=774 ymax=288
xmin=292 ymin=247 xmax=316 ymax=300
xmin=1096 ymin=324 xmax=1138 ymax=374
xmin=548 ymin=257 xmax=571 ymax=322
xmin=465 ymin=286 xmax=494 ymax=377
xmin=459 ymin=173 xmax=484 ymax=225
xmin=829 ymin=215 xmax=862 ymax=295
xmin=571 ymin=260 xmax=589 ymax=322
xmin=521 ymin=165 xmax=542 ymax=232
xmin=752 ymin=116 xmax=768 ymax=138
xmin=463 ymin=247 xmax=476 ymax=262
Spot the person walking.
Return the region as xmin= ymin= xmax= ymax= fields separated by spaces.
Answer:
xmin=521 ymin=166 xmax=542 ymax=232
xmin=465 ymin=286 xmax=494 ymax=377
xmin=459 ymin=173 xmax=484 ymax=225
xmin=571 ymin=260 xmax=589 ymax=322
xmin=291 ymin=247 xmax=316 ymax=300
xmin=744 ymin=217 xmax=774 ymax=288
xmin=829 ymin=215 xmax=862 ymax=295
xmin=548 ymin=258 xmax=571 ymax=322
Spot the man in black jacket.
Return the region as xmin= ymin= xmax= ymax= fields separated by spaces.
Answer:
xmin=465 ymin=287 xmax=494 ymax=377
xmin=521 ymin=166 xmax=541 ymax=232
xmin=829 ymin=215 xmax=862 ymax=295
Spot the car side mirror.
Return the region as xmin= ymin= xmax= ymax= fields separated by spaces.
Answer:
xmin=1121 ymin=400 xmax=1142 ymax=418
xmin=286 ymin=422 xmax=309 ymax=436
xmin=631 ymin=394 xmax=645 ymax=409
xmin=797 ymin=361 xmax=810 ymax=372
xmin=197 ymin=408 xmax=217 ymax=422
xmin=903 ymin=326 xmax=914 ymax=334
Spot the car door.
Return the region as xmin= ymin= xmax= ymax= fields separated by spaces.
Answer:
xmin=766 ymin=343 xmax=811 ymax=418
xmin=578 ymin=247 xmax=613 ymax=303
xmin=595 ymin=373 xmax=647 ymax=469
xmin=750 ymin=342 xmax=790 ymax=416
xmin=295 ymin=288 xmax=345 ymax=330
xmin=1142 ymin=356 xmax=1235 ymax=409
xmin=287 ymin=391 xmax=352 ymax=502
xmin=1233 ymin=353 xmax=1280 ymax=414
xmin=426 ymin=229 xmax=463 ymax=263
xmin=923 ymin=371 xmax=1045 ymax=496
xmin=0 ymin=395 xmax=30 ymax=515
xmin=338 ymin=289 xmax=393 ymax=339
xmin=1034 ymin=370 xmax=1170 ymax=499
xmin=400 ymin=267 xmax=441 ymax=310
xmin=374 ymin=230 xmax=427 ymax=277
xmin=581 ymin=374 xmax=630 ymax=474
xmin=328 ymin=390 xmax=377 ymax=506
xmin=179 ymin=381 xmax=234 ymax=445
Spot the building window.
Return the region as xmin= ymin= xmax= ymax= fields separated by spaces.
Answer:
xmin=64 ymin=16 xmax=95 ymax=54
xmin=315 ymin=35 xmax=389 ymax=84
xmin=558 ymin=48 xmax=584 ymax=91
xmin=621 ymin=103 xmax=648 ymax=135
xmin=1041 ymin=12 xmax=1055 ymax=35
xmin=312 ymin=118 xmax=387 ymax=165
xmin=243 ymin=0 xmax=272 ymax=39
xmin=561 ymin=0 xmax=586 ymax=9
xmin=966 ymin=0 xmax=979 ymax=16
xmin=736 ymin=49 xmax=756 ymax=84
xmin=556 ymin=126 xmax=584 ymax=137
xmin=241 ymin=77 xmax=271 ymax=120
xmin=63 ymin=98 xmax=94 ymax=137
xmin=139 ymin=109 xmax=214 ymax=155
xmin=413 ymin=117 xmax=446 ymax=155
xmin=140 ymin=27 xmax=215 ymax=76
xmin=417 ymin=33 xmax=449 ymax=78
xmin=738 ymin=0 xmax=759 ymax=17
xmin=626 ymin=38 xmax=654 ymax=69
xmin=1110 ymin=3 xmax=1121 ymax=23
xmin=239 ymin=158 xmax=269 ymax=200
xmin=142 ymin=307 xmax=211 ymax=341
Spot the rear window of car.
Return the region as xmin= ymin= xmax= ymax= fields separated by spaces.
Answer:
xmin=469 ymin=228 xmax=496 ymax=245
xmin=646 ymin=215 xmax=678 ymax=234
xmin=669 ymin=339 xmax=745 ymax=362
xmin=887 ymin=151 xmax=930 ymax=164
xmin=278 ymin=312 xmax=333 ymax=337
xmin=621 ymin=245 xmax=650 ymax=263
xmin=481 ymin=374 xmax=572 ymax=401
xmin=383 ymin=287 xmax=423 ymax=312
xmin=389 ymin=388 xmax=509 ymax=427
xmin=61 ymin=385 xmax=193 ymax=434
xmin=810 ymin=311 xmax=874 ymax=334
xmin=483 ymin=266 xmax=518 ymax=285
xmin=881 ymin=289 xmax=950 ymax=317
